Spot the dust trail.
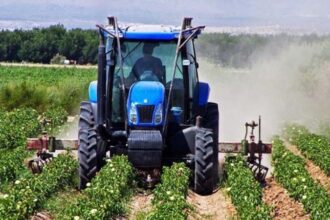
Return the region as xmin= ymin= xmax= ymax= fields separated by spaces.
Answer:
xmin=55 ymin=116 xmax=79 ymax=139
xmin=199 ymin=40 xmax=330 ymax=142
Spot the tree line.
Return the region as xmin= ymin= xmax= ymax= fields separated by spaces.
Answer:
xmin=1 ymin=25 xmax=329 ymax=67
xmin=0 ymin=25 xmax=98 ymax=64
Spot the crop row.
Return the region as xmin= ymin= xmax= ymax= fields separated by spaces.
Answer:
xmin=283 ymin=124 xmax=330 ymax=175
xmin=0 ymin=66 xmax=96 ymax=113
xmin=272 ymin=137 xmax=330 ymax=219
xmin=224 ymin=155 xmax=271 ymax=220
xmin=60 ymin=156 xmax=134 ymax=220
xmin=0 ymin=107 xmax=68 ymax=150
xmin=0 ymin=147 xmax=32 ymax=187
xmin=0 ymin=108 xmax=40 ymax=149
xmin=0 ymin=154 xmax=77 ymax=219
xmin=146 ymin=163 xmax=191 ymax=220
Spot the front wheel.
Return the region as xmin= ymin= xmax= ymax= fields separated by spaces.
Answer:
xmin=194 ymin=127 xmax=215 ymax=195
xmin=78 ymin=128 xmax=98 ymax=190
xmin=78 ymin=102 xmax=107 ymax=190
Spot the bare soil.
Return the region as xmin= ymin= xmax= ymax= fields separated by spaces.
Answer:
xmin=127 ymin=191 xmax=153 ymax=220
xmin=187 ymin=189 xmax=237 ymax=220
xmin=262 ymin=177 xmax=310 ymax=220
xmin=287 ymin=144 xmax=330 ymax=194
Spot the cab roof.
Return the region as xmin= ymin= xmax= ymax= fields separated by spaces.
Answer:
xmin=101 ymin=24 xmax=204 ymax=41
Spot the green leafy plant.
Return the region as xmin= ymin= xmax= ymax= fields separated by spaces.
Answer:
xmin=0 ymin=108 xmax=41 ymax=149
xmin=146 ymin=163 xmax=191 ymax=220
xmin=224 ymin=155 xmax=271 ymax=220
xmin=62 ymin=156 xmax=134 ymax=220
xmin=0 ymin=146 xmax=32 ymax=187
xmin=283 ymin=124 xmax=330 ymax=175
xmin=42 ymin=106 xmax=68 ymax=135
xmin=0 ymin=153 xmax=77 ymax=219
xmin=272 ymin=137 xmax=330 ymax=219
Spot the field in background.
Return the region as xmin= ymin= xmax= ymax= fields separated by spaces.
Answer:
xmin=0 ymin=65 xmax=96 ymax=114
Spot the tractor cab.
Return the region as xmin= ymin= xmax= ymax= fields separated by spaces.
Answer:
xmin=103 ymin=24 xmax=202 ymax=130
xmin=79 ymin=17 xmax=219 ymax=195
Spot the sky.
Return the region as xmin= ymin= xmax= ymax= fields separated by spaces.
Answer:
xmin=1 ymin=0 xmax=330 ymax=32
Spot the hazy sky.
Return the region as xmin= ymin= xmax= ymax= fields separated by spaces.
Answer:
xmin=1 ymin=0 xmax=330 ymax=31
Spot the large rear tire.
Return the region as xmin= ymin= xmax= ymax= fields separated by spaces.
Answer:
xmin=78 ymin=102 xmax=106 ymax=190
xmin=194 ymin=128 xmax=214 ymax=195
xmin=203 ymin=102 xmax=219 ymax=185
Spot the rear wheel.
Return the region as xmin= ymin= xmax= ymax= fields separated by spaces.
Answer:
xmin=194 ymin=127 xmax=214 ymax=195
xmin=78 ymin=102 xmax=106 ymax=189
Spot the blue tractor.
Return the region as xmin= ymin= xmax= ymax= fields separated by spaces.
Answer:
xmin=78 ymin=17 xmax=219 ymax=195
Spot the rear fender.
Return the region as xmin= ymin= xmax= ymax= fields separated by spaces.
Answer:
xmin=88 ymin=81 xmax=97 ymax=103
xmin=169 ymin=126 xmax=197 ymax=154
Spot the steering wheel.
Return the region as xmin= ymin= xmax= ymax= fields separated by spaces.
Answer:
xmin=139 ymin=70 xmax=160 ymax=82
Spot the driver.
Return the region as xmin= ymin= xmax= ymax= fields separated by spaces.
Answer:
xmin=126 ymin=43 xmax=163 ymax=86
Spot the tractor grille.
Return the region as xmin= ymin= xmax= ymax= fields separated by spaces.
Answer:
xmin=137 ymin=105 xmax=155 ymax=123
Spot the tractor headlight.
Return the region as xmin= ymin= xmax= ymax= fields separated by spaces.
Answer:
xmin=154 ymin=103 xmax=163 ymax=124
xmin=129 ymin=103 xmax=138 ymax=124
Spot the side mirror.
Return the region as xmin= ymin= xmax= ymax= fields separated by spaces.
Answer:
xmin=198 ymin=82 xmax=210 ymax=106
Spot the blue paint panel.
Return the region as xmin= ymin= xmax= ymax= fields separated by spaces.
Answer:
xmin=102 ymin=29 xmax=202 ymax=41
xmin=124 ymin=32 xmax=179 ymax=40
xmin=127 ymin=81 xmax=165 ymax=127
xmin=88 ymin=81 xmax=98 ymax=103
xmin=198 ymin=82 xmax=210 ymax=106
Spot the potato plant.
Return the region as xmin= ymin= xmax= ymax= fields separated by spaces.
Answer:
xmin=283 ymin=124 xmax=330 ymax=175
xmin=0 ymin=108 xmax=41 ymax=149
xmin=272 ymin=137 xmax=330 ymax=219
xmin=224 ymin=155 xmax=271 ymax=220
xmin=62 ymin=156 xmax=134 ymax=220
xmin=42 ymin=106 xmax=69 ymax=135
xmin=0 ymin=147 xmax=32 ymax=186
xmin=0 ymin=154 xmax=77 ymax=219
xmin=146 ymin=163 xmax=191 ymax=220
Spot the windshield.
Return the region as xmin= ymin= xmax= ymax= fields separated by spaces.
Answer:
xmin=114 ymin=40 xmax=183 ymax=87
xmin=108 ymin=39 xmax=184 ymax=123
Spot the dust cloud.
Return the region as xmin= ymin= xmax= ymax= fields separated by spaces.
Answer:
xmin=198 ymin=40 xmax=330 ymax=142
xmin=55 ymin=116 xmax=79 ymax=139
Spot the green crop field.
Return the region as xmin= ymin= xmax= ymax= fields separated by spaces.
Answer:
xmin=0 ymin=65 xmax=96 ymax=114
xmin=0 ymin=54 xmax=330 ymax=220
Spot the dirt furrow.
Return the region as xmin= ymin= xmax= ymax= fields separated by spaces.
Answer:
xmin=287 ymin=144 xmax=330 ymax=194
xmin=263 ymin=177 xmax=310 ymax=220
xmin=127 ymin=191 xmax=153 ymax=220
xmin=187 ymin=189 xmax=236 ymax=220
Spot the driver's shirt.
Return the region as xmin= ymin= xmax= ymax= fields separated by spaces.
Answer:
xmin=131 ymin=56 xmax=163 ymax=80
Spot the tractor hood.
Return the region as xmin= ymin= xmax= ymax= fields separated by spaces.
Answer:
xmin=127 ymin=81 xmax=165 ymax=127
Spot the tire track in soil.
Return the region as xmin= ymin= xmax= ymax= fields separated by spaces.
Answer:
xmin=286 ymin=144 xmax=330 ymax=195
xmin=187 ymin=189 xmax=237 ymax=220
xmin=127 ymin=191 xmax=153 ymax=220
xmin=262 ymin=177 xmax=310 ymax=220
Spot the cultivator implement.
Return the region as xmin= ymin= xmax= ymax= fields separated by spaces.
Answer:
xmin=26 ymin=116 xmax=271 ymax=184
xmin=26 ymin=132 xmax=78 ymax=173
xmin=220 ymin=116 xmax=271 ymax=183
